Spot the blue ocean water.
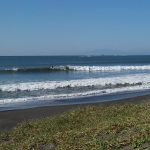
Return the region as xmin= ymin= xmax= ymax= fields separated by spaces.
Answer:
xmin=0 ymin=56 xmax=150 ymax=108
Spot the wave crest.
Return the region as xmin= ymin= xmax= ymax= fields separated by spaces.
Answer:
xmin=1 ymin=65 xmax=150 ymax=73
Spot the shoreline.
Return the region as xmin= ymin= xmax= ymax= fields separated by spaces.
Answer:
xmin=1 ymin=89 xmax=150 ymax=111
xmin=0 ymin=94 xmax=150 ymax=131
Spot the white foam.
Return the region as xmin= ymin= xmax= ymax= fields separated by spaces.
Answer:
xmin=2 ymin=65 xmax=150 ymax=73
xmin=5 ymin=67 xmax=18 ymax=71
xmin=0 ymin=84 xmax=150 ymax=104
xmin=0 ymin=73 xmax=150 ymax=92
xmin=1 ymin=73 xmax=150 ymax=105
xmin=68 ymin=65 xmax=150 ymax=71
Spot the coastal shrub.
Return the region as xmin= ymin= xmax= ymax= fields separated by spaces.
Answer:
xmin=0 ymin=101 xmax=150 ymax=150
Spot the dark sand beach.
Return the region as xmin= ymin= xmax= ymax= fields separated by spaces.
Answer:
xmin=0 ymin=94 xmax=150 ymax=132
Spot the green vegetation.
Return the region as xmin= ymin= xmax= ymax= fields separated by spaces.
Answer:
xmin=0 ymin=101 xmax=150 ymax=150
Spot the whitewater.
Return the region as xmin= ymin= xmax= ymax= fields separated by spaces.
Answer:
xmin=1 ymin=56 xmax=150 ymax=108
xmin=0 ymin=73 xmax=150 ymax=104
xmin=1 ymin=65 xmax=150 ymax=73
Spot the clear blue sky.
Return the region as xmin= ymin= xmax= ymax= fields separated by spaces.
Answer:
xmin=0 ymin=0 xmax=150 ymax=55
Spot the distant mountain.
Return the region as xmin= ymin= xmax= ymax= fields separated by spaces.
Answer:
xmin=86 ymin=49 xmax=126 ymax=56
xmin=85 ymin=49 xmax=150 ymax=56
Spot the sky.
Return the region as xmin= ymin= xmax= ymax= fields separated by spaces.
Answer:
xmin=0 ymin=0 xmax=150 ymax=56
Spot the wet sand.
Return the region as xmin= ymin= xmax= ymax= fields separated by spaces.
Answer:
xmin=0 ymin=95 xmax=150 ymax=132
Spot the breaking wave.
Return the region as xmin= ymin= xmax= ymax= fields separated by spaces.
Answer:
xmin=0 ymin=84 xmax=150 ymax=104
xmin=1 ymin=73 xmax=150 ymax=104
xmin=0 ymin=73 xmax=150 ymax=92
xmin=1 ymin=65 xmax=150 ymax=73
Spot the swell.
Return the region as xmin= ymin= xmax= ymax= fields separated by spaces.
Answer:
xmin=1 ymin=65 xmax=150 ymax=73
xmin=0 ymin=66 xmax=73 ymax=73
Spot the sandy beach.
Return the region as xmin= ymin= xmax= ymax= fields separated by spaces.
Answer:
xmin=0 ymin=94 xmax=150 ymax=132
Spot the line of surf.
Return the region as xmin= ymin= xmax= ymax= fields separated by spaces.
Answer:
xmin=1 ymin=85 xmax=150 ymax=105
xmin=1 ymin=65 xmax=150 ymax=73
xmin=0 ymin=73 xmax=150 ymax=92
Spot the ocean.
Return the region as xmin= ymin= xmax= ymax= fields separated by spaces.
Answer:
xmin=0 ymin=56 xmax=150 ymax=110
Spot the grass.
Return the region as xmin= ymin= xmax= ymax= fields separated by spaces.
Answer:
xmin=0 ymin=101 xmax=150 ymax=150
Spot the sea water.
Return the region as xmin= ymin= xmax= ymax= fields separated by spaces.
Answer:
xmin=0 ymin=56 xmax=150 ymax=109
